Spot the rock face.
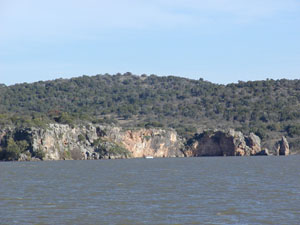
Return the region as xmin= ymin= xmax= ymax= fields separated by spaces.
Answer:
xmin=276 ymin=136 xmax=290 ymax=156
xmin=0 ymin=124 xmax=184 ymax=160
xmin=122 ymin=129 xmax=183 ymax=158
xmin=1 ymin=125 xmax=286 ymax=161
xmin=183 ymin=129 xmax=262 ymax=157
xmin=246 ymin=133 xmax=261 ymax=154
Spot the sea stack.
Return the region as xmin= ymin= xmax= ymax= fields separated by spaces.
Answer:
xmin=276 ymin=136 xmax=290 ymax=156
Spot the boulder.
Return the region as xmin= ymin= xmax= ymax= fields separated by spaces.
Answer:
xmin=255 ymin=148 xmax=270 ymax=156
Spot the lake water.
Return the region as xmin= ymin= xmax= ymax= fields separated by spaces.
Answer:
xmin=1 ymin=156 xmax=300 ymax=225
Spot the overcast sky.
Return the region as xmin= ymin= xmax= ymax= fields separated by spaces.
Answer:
xmin=1 ymin=0 xmax=300 ymax=85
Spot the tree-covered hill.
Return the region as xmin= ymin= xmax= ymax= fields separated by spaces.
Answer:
xmin=1 ymin=73 xmax=300 ymax=151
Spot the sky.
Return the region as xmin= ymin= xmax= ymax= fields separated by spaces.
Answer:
xmin=1 ymin=0 xmax=300 ymax=85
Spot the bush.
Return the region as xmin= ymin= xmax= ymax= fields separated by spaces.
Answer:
xmin=54 ymin=112 xmax=74 ymax=125
xmin=92 ymin=138 xmax=103 ymax=147
xmin=34 ymin=148 xmax=45 ymax=160
xmin=78 ymin=134 xmax=86 ymax=142
xmin=250 ymin=127 xmax=268 ymax=140
xmin=145 ymin=121 xmax=164 ymax=128
xmin=0 ymin=136 xmax=30 ymax=161
xmin=6 ymin=138 xmax=22 ymax=161
xmin=286 ymin=124 xmax=300 ymax=137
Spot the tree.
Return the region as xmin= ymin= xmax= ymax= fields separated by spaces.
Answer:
xmin=6 ymin=138 xmax=21 ymax=161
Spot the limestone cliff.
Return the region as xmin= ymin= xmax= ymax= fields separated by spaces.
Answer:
xmin=183 ymin=129 xmax=262 ymax=157
xmin=122 ymin=129 xmax=183 ymax=158
xmin=0 ymin=124 xmax=184 ymax=160
xmin=0 ymin=125 xmax=290 ymax=161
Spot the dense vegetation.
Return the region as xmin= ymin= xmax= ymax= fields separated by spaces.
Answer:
xmin=1 ymin=73 xmax=300 ymax=151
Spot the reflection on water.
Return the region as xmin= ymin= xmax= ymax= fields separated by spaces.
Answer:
xmin=1 ymin=156 xmax=300 ymax=225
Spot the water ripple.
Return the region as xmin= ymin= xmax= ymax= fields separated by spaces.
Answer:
xmin=1 ymin=156 xmax=300 ymax=224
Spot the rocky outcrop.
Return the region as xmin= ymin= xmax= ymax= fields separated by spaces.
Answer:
xmin=276 ymin=136 xmax=290 ymax=156
xmin=122 ymin=129 xmax=184 ymax=158
xmin=246 ymin=133 xmax=261 ymax=154
xmin=183 ymin=129 xmax=262 ymax=157
xmin=0 ymin=124 xmax=183 ymax=160
xmin=0 ymin=125 xmax=292 ymax=161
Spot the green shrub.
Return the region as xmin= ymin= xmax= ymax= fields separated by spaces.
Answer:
xmin=34 ymin=148 xmax=45 ymax=160
xmin=6 ymin=138 xmax=22 ymax=161
xmin=92 ymin=138 xmax=103 ymax=147
xmin=78 ymin=134 xmax=86 ymax=142
xmin=286 ymin=124 xmax=300 ymax=137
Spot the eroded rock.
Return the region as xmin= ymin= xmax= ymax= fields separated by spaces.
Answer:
xmin=0 ymin=124 xmax=183 ymax=160
xmin=276 ymin=136 xmax=289 ymax=156
xmin=0 ymin=125 xmax=288 ymax=160
xmin=255 ymin=148 xmax=270 ymax=156
xmin=122 ymin=129 xmax=184 ymax=158
xmin=184 ymin=129 xmax=262 ymax=157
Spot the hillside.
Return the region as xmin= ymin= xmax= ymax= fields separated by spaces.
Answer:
xmin=1 ymin=73 xmax=300 ymax=152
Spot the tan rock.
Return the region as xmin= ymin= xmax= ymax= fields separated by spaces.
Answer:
xmin=27 ymin=124 xmax=184 ymax=160
xmin=246 ymin=132 xmax=261 ymax=154
xmin=184 ymin=129 xmax=261 ymax=157
xmin=276 ymin=136 xmax=289 ymax=156
xmin=121 ymin=129 xmax=184 ymax=158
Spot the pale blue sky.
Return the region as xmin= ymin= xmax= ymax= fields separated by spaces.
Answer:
xmin=1 ymin=0 xmax=300 ymax=85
